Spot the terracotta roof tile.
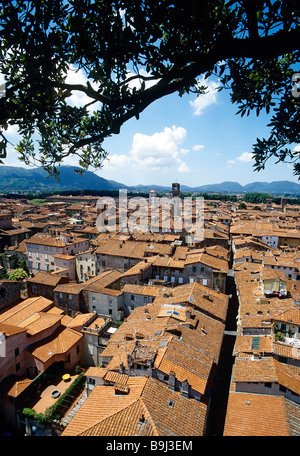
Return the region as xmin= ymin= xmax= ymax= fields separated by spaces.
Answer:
xmin=63 ymin=377 xmax=207 ymax=436
xmin=224 ymin=393 xmax=291 ymax=436
xmin=28 ymin=326 xmax=82 ymax=363
xmin=0 ymin=296 xmax=54 ymax=327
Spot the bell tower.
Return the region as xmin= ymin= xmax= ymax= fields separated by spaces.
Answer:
xmin=149 ymin=189 xmax=157 ymax=207
xmin=171 ymin=182 xmax=180 ymax=198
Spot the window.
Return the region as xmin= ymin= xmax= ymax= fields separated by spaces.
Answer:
xmin=32 ymin=285 xmax=37 ymax=293
xmin=16 ymin=362 xmax=20 ymax=372
xmin=67 ymin=354 xmax=71 ymax=363
xmin=264 ymin=382 xmax=272 ymax=388
xmin=45 ymin=253 xmax=48 ymax=261
xmin=28 ymin=251 xmax=32 ymax=257
xmin=76 ymin=345 xmax=79 ymax=354
xmin=15 ymin=348 xmax=19 ymax=358
xmin=69 ymin=294 xmax=73 ymax=300
xmin=166 ymin=310 xmax=180 ymax=317
xmin=192 ymin=266 xmax=197 ymax=273
xmin=45 ymin=264 xmax=50 ymax=271
xmin=131 ymin=295 xmax=135 ymax=301
xmin=168 ymin=400 xmax=174 ymax=408
xmin=36 ymin=263 xmax=40 ymax=270
xmin=109 ymin=309 xmax=112 ymax=315
xmin=102 ymin=260 xmax=106 ymax=267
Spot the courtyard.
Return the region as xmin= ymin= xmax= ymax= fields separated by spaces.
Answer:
xmin=29 ymin=370 xmax=80 ymax=415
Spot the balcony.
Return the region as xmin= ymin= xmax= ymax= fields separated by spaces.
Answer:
xmin=274 ymin=324 xmax=299 ymax=345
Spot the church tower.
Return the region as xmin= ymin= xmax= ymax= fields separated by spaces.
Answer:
xmin=172 ymin=182 xmax=180 ymax=198
xmin=149 ymin=189 xmax=157 ymax=206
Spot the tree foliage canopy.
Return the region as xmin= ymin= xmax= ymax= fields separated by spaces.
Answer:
xmin=0 ymin=0 xmax=299 ymax=177
xmin=8 ymin=267 xmax=29 ymax=281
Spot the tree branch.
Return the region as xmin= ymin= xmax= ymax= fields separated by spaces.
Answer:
xmin=66 ymin=26 xmax=300 ymax=153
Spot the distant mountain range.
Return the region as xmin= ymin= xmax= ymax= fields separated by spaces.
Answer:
xmin=0 ymin=165 xmax=299 ymax=195
xmin=0 ymin=165 xmax=126 ymax=193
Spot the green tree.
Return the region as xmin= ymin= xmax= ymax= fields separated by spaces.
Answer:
xmin=0 ymin=1 xmax=299 ymax=176
xmin=0 ymin=267 xmax=9 ymax=279
xmin=242 ymin=192 xmax=272 ymax=203
xmin=8 ymin=267 xmax=29 ymax=281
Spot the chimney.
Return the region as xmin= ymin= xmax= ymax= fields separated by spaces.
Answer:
xmin=181 ymin=379 xmax=190 ymax=398
xmin=119 ymin=362 xmax=125 ymax=374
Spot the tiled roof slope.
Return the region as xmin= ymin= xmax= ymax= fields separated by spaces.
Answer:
xmin=0 ymin=296 xmax=54 ymax=327
xmin=28 ymin=326 xmax=82 ymax=363
xmin=232 ymin=357 xmax=300 ymax=396
xmin=224 ymin=393 xmax=291 ymax=436
xmin=63 ymin=377 xmax=207 ymax=436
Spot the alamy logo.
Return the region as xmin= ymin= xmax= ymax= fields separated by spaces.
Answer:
xmin=0 ymin=333 xmax=6 ymax=357
xmin=292 ymin=344 xmax=300 ymax=359
xmin=96 ymin=190 xmax=204 ymax=242
xmin=0 ymin=73 xmax=5 ymax=98
xmin=292 ymin=73 xmax=300 ymax=98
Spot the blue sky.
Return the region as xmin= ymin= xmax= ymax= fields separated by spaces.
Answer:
xmin=1 ymin=69 xmax=299 ymax=188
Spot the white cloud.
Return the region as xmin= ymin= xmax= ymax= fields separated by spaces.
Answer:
xmin=102 ymin=125 xmax=190 ymax=174
xmin=189 ymin=78 xmax=219 ymax=115
xmin=126 ymin=69 xmax=160 ymax=91
xmin=236 ymin=152 xmax=254 ymax=163
xmin=103 ymin=153 xmax=131 ymax=172
xmin=65 ymin=65 xmax=101 ymax=112
xmin=5 ymin=124 xmax=20 ymax=139
xmin=178 ymin=162 xmax=190 ymax=173
xmin=227 ymin=152 xmax=254 ymax=166
xmin=192 ymin=144 xmax=204 ymax=151
xmin=129 ymin=125 xmax=186 ymax=172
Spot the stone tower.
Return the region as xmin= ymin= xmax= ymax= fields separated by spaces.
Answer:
xmin=172 ymin=182 xmax=180 ymax=198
